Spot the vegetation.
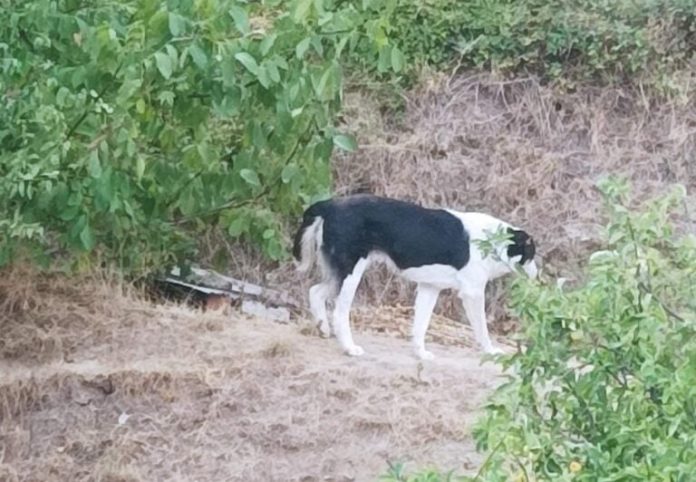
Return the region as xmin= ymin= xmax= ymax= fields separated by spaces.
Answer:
xmin=3 ymin=0 xmax=695 ymax=480
xmin=380 ymin=0 xmax=695 ymax=92
xmin=0 ymin=0 xmax=405 ymax=273
xmin=381 ymin=179 xmax=696 ymax=481
xmin=2 ymin=0 xmax=694 ymax=274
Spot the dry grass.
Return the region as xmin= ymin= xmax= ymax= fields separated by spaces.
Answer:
xmin=330 ymin=72 xmax=696 ymax=323
xmin=201 ymin=73 xmax=696 ymax=329
xmin=0 ymin=268 xmax=504 ymax=482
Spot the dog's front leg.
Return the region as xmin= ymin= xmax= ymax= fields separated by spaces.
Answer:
xmin=333 ymin=259 xmax=369 ymax=356
xmin=459 ymin=289 xmax=504 ymax=355
xmin=412 ymin=284 xmax=440 ymax=360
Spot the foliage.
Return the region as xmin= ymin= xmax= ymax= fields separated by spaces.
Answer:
xmin=369 ymin=0 xmax=695 ymax=90
xmin=380 ymin=461 xmax=464 ymax=482
xmin=0 ymin=0 xmax=403 ymax=274
xmin=3 ymin=0 xmax=692 ymax=276
xmin=381 ymin=179 xmax=696 ymax=481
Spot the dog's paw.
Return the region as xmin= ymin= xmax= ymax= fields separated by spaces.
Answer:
xmin=345 ymin=345 xmax=365 ymax=357
xmin=318 ymin=321 xmax=332 ymax=338
xmin=485 ymin=346 xmax=505 ymax=356
xmin=415 ymin=348 xmax=435 ymax=360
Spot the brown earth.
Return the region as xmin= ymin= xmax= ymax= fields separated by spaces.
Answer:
xmin=0 ymin=271 xmax=506 ymax=482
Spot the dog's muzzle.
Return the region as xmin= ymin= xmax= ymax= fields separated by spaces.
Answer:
xmin=524 ymin=260 xmax=539 ymax=279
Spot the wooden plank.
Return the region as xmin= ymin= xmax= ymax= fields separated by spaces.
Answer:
xmin=166 ymin=266 xmax=299 ymax=310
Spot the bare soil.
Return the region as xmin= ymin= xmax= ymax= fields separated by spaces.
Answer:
xmin=0 ymin=273 xmax=505 ymax=482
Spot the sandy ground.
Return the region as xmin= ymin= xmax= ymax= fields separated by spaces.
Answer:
xmin=0 ymin=282 xmax=505 ymax=482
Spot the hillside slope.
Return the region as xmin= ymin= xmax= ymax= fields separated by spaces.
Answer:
xmin=0 ymin=277 xmax=504 ymax=482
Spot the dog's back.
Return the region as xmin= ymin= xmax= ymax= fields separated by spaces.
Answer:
xmin=293 ymin=195 xmax=471 ymax=283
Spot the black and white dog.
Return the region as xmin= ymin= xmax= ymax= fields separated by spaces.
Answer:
xmin=292 ymin=195 xmax=538 ymax=359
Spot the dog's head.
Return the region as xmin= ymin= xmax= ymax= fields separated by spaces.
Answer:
xmin=506 ymin=228 xmax=538 ymax=278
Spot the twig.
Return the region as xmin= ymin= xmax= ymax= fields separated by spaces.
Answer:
xmin=637 ymin=282 xmax=686 ymax=323
xmin=473 ymin=438 xmax=505 ymax=480
xmin=65 ymin=62 xmax=123 ymax=140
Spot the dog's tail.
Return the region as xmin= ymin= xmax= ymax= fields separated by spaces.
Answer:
xmin=292 ymin=200 xmax=331 ymax=273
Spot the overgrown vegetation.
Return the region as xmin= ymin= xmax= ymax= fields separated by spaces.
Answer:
xmin=3 ymin=1 xmax=696 ymax=480
xmin=0 ymin=0 xmax=406 ymax=273
xmin=2 ymin=0 xmax=694 ymax=275
xmin=381 ymin=0 xmax=695 ymax=92
xmin=381 ymin=179 xmax=696 ymax=481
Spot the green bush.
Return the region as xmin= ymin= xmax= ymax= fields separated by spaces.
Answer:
xmin=0 ymin=0 xmax=402 ymax=274
xmin=381 ymin=179 xmax=696 ymax=481
xmin=374 ymin=0 xmax=695 ymax=89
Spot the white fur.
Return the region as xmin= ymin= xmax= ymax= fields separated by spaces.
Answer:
xmin=296 ymin=218 xmax=323 ymax=272
xmin=299 ymin=208 xmax=538 ymax=359
xmin=412 ymin=284 xmax=440 ymax=360
xmin=333 ymin=258 xmax=369 ymax=356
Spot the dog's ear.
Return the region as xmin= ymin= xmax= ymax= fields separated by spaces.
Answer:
xmin=506 ymin=228 xmax=536 ymax=264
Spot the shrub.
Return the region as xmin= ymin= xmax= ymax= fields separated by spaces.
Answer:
xmin=381 ymin=179 xmax=696 ymax=481
xmin=374 ymin=0 xmax=695 ymax=90
xmin=0 ymin=0 xmax=401 ymax=274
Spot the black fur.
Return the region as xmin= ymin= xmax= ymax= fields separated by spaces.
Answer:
xmin=294 ymin=195 xmax=470 ymax=282
xmin=506 ymin=228 xmax=536 ymax=264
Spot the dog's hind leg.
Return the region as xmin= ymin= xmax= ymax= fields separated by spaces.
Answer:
xmin=333 ymin=258 xmax=369 ymax=356
xmin=309 ymin=283 xmax=332 ymax=337
xmin=412 ymin=284 xmax=440 ymax=360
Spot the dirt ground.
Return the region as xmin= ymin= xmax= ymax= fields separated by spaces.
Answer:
xmin=0 ymin=275 xmax=506 ymax=482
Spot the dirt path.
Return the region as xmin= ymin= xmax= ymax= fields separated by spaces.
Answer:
xmin=1 ymin=293 xmax=505 ymax=482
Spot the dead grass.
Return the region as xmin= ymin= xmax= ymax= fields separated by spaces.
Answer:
xmin=0 ymin=269 xmax=504 ymax=481
xmin=331 ymin=72 xmax=696 ymax=323
xmin=200 ymin=72 xmax=695 ymax=329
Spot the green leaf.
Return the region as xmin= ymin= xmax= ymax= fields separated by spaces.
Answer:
xmin=267 ymin=62 xmax=281 ymax=83
xmin=56 ymin=87 xmax=70 ymax=107
xmin=311 ymin=62 xmax=340 ymax=101
xmin=197 ymin=142 xmax=216 ymax=164
xmin=391 ymin=46 xmax=405 ymax=72
xmin=136 ymin=156 xmax=146 ymax=181
xmin=240 ymin=168 xmax=261 ymax=187
xmin=168 ymin=12 xmax=186 ymax=36
xmin=335 ymin=35 xmax=350 ymax=58
xmin=88 ymin=151 xmax=102 ymax=178
xmin=228 ymin=216 xmax=248 ymax=237
xmin=188 ymin=43 xmax=207 ymax=69
xmin=293 ymin=0 xmax=313 ymax=22
xmin=79 ymin=221 xmax=95 ymax=250
xmin=257 ymin=65 xmax=271 ymax=88
xmin=378 ymin=45 xmax=392 ymax=73
xmin=165 ymin=44 xmax=178 ymax=64
xmin=281 ymin=164 xmax=300 ymax=183
xmin=59 ymin=205 xmax=80 ymax=221
xmin=235 ymin=52 xmax=259 ymax=75
xmin=158 ymin=90 xmax=175 ymax=106
xmin=333 ymin=133 xmax=357 ymax=152
xmin=296 ymin=37 xmax=311 ymax=58
xmin=229 ymin=5 xmax=250 ymax=34
xmin=154 ymin=52 xmax=173 ymax=79
xmin=260 ymin=34 xmax=277 ymax=55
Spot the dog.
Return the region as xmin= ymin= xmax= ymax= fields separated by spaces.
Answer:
xmin=292 ymin=195 xmax=538 ymax=359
